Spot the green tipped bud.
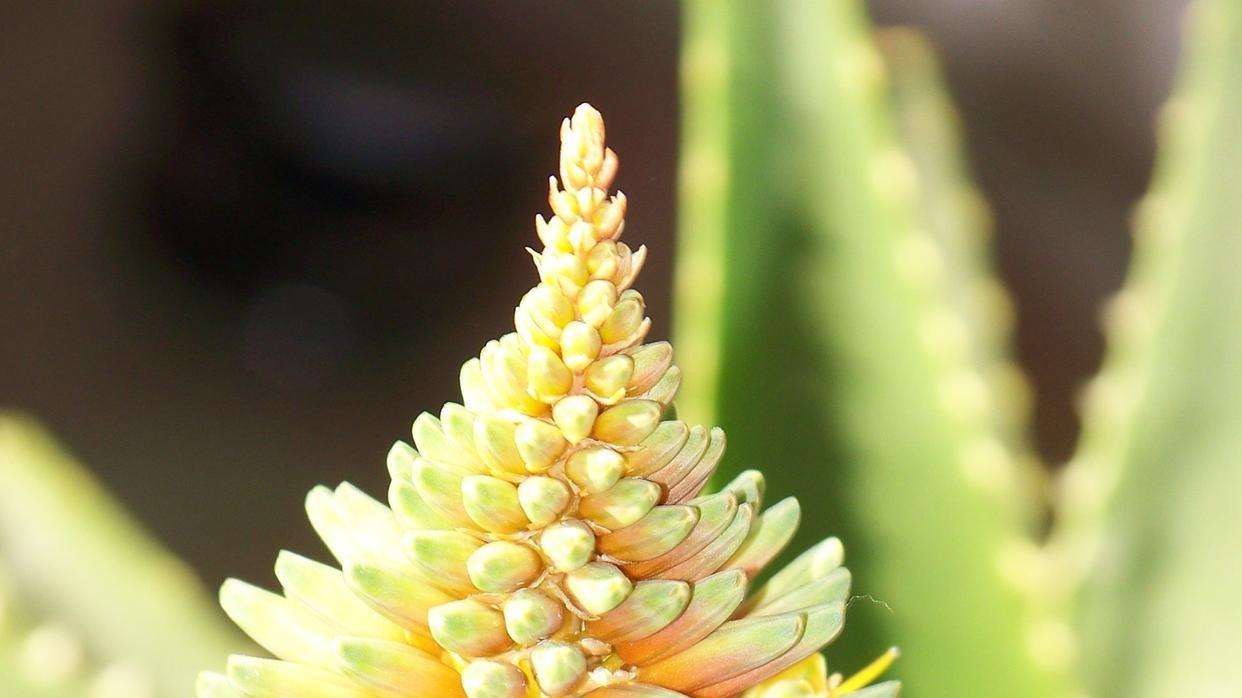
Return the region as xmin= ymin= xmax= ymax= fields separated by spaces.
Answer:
xmin=518 ymin=476 xmax=572 ymax=527
xmin=560 ymin=321 xmax=602 ymax=372
xmin=386 ymin=441 xmax=417 ymax=481
xmin=413 ymin=412 xmax=475 ymax=471
xmin=467 ymin=542 xmax=543 ymax=593
xmin=577 ymin=279 xmax=619 ymax=328
xmin=530 ymin=641 xmax=588 ymax=697
xmin=625 ymin=421 xmax=689 ymax=477
xmin=462 ymin=660 xmax=527 ymax=698
xmin=440 ymin=403 xmax=479 ymax=456
xmin=592 ymin=400 xmax=661 ymax=446
xmin=523 ymin=285 xmax=574 ymax=339
xmin=462 ymin=476 xmax=529 ymax=533
xmin=599 ymin=294 xmax=644 ymax=344
xmin=405 ymin=530 xmax=482 ymax=593
xmin=589 ymin=579 xmax=691 ymax=642
xmin=460 ymin=358 xmax=492 ymax=413
xmin=565 ymin=447 xmax=625 ymax=494
xmin=540 ymin=519 xmax=596 ymax=572
xmin=473 ymin=415 xmax=526 ymax=477
xmin=626 ymin=342 xmax=673 ymax=395
xmin=411 ymin=459 xmax=472 ymax=527
xmin=481 ymin=340 xmax=538 ymax=413
xmin=514 ymin=420 xmax=569 ymax=473
xmin=428 ymin=599 xmax=512 ymax=657
xmin=552 ymin=395 xmax=599 ymax=444
xmin=503 ymin=589 xmax=566 ymax=646
xmin=584 ymin=355 xmax=635 ymax=404
xmin=528 ymin=345 xmax=573 ymax=402
xmin=598 ymin=505 xmax=699 ymax=562
xmin=564 ymin=562 xmax=633 ymax=616
xmin=579 ymin=478 xmax=661 ymax=529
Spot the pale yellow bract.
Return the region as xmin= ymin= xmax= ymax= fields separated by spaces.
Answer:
xmin=197 ymin=104 xmax=897 ymax=698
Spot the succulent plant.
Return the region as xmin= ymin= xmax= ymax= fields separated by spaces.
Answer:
xmin=195 ymin=105 xmax=898 ymax=698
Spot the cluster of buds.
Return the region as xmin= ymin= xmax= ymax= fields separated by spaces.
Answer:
xmin=198 ymin=105 xmax=895 ymax=698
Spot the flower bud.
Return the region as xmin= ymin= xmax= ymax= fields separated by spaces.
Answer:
xmin=517 ymin=476 xmax=572 ymax=527
xmin=626 ymin=342 xmax=673 ymax=396
xmin=473 ymin=415 xmax=526 ymax=478
xmin=481 ymin=340 xmax=535 ymax=413
xmin=584 ymin=355 xmax=634 ymax=404
xmin=502 ymin=589 xmax=566 ymax=646
xmin=579 ymin=478 xmax=661 ymax=529
xmin=552 ymin=395 xmax=599 ymax=445
xmin=564 ymin=447 xmax=625 ymax=494
xmin=530 ymin=641 xmax=587 ymax=697
xmin=515 ymin=305 xmax=558 ymax=351
xmin=542 ymin=252 xmax=589 ymax=297
xmin=592 ymin=400 xmax=662 ymax=446
xmin=460 ymin=359 xmax=493 ymax=413
xmin=514 ymin=420 xmax=569 ymax=473
xmin=527 ymin=345 xmax=573 ymax=402
xmin=522 ymin=286 xmax=573 ymax=339
xmin=461 ymin=476 xmax=529 ymax=533
xmin=577 ymin=280 xmax=618 ymax=328
xmin=560 ymin=321 xmax=602 ymax=373
xmin=535 ymin=214 xmax=571 ymax=252
xmin=405 ymin=530 xmax=482 ymax=594
xmin=564 ymin=562 xmax=633 ymax=616
xmin=586 ymin=241 xmax=619 ymax=280
xmin=599 ymin=294 xmax=645 ymax=345
xmin=540 ymin=519 xmax=596 ymax=572
xmin=467 ymin=542 xmax=543 ymax=593
xmin=461 ymin=660 xmax=527 ymax=698
xmin=428 ymin=600 xmax=511 ymax=657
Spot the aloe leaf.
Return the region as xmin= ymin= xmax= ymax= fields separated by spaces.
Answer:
xmin=1052 ymin=2 xmax=1242 ymax=696
xmin=676 ymin=3 xmax=1054 ymax=695
xmin=0 ymin=413 xmax=249 ymax=695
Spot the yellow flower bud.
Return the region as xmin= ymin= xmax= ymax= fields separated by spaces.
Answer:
xmin=586 ymin=240 xmax=620 ymax=280
xmin=552 ymin=395 xmax=599 ymax=445
xmin=405 ymin=530 xmax=481 ymax=594
xmin=527 ymin=346 xmax=573 ymax=403
xmin=578 ymin=478 xmax=661 ymax=529
xmin=564 ymin=562 xmax=633 ymax=616
xmin=560 ymin=322 xmax=602 ymax=373
xmin=461 ymin=660 xmax=527 ymax=698
xmin=522 ymin=286 xmax=573 ymax=340
xmin=540 ymin=519 xmax=596 ymax=572
xmin=584 ymin=355 xmax=635 ymax=404
xmin=427 ymin=599 xmax=511 ymax=657
xmin=461 ymin=476 xmax=529 ymax=533
xmin=577 ymin=280 xmax=619 ymax=328
xmin=626 ymin=341 xmax=673 ymax=396
xmin=565 ymin=447 xmax=625 ymax=494
xmin=592 ymin=399 xmax=662 ymax=446
xmin=473 ymin=415 xmax=526 ymax=478
xmin=531 ymin=641 xmax=587 ymax=697
xmin=467 ymin=542 xmax=543 ymax=594
xmin=502 ymin=589 xmax=566 ymax=647
xmin=517 ymin=476 xmax=572 ymax=527
xmin=599 ymin=293 xmax=645 ymax=345
xmin=514 ymin=419 xmax=569 ymax=473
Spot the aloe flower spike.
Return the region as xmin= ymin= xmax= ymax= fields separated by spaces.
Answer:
xmin=198 ymin=104 xmax=898 ymax=698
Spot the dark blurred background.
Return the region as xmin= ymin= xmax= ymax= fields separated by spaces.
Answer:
xmin=0 ymin=1 xmax=1187 ymax=588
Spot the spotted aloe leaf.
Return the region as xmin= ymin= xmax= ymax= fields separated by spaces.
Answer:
xmin=675 ymin=1 xmax=1055 ymax=696
xmin=1050 ymin=1 xmax=1242 ymax=696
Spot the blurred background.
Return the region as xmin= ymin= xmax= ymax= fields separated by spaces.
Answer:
xmin=0 ymin=0 xmax=1188 ymax=592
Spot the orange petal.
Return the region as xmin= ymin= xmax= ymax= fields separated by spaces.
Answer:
xmin=638 ymin=612 xmax=806 ymax=692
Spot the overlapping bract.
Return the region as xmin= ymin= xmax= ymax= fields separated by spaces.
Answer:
xmin=198 ymin=104 xmax=874 ymax=698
